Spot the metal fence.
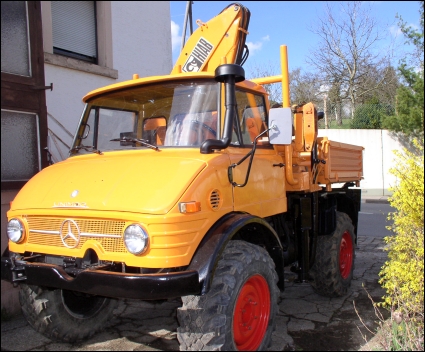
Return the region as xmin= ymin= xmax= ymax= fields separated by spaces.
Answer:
xmin=315 ymin=103 xmax=394 ymax=129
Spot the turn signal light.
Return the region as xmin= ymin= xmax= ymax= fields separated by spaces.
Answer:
xmin=179 ymin=201 xmax=201 ymax=213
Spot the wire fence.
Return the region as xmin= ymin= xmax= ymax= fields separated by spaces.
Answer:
xmin=315 ymin=103 xmax=395 ymax=129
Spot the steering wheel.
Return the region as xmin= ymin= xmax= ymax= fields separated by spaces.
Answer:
xmin=190 ymin=120 xmax=217 ymax=144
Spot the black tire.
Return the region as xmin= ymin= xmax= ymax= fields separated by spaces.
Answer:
xmin=177 ymin=240 xmax=279 ymax=351
xmin=19 ymin=284 xmax=117 ymax=342
xmin=311 ymin=211 xmax=355 ymax=297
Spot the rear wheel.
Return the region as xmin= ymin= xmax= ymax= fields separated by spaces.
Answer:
xmin=177 ymin=240 xmax=279 ymax=351
xmin=311 ymin=211 xmax=355 ymax=297
xmin=19 ymin=284 xmax=117 ymax=342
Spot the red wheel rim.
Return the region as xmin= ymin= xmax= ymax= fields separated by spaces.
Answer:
xmin=339 ymin=231 xmax=353 ymax=279
xmin=233 ymin=274 xmax=270 ymax=351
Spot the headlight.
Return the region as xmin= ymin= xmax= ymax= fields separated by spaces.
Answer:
xmin=7 ymin=218 xmax=25 ymax=243
xmin=124 ymin=224 xmax=149 ymax=254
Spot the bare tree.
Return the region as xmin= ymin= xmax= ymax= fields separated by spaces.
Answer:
xmin=246 ymin=60 xmax=282 ymax=105
xmin=308 ymin=1 xmax=396 ymax=117
xmin=327 ymin=78 xmax=344 ymax=125
xmin=289 ymin=68 xmax=322 ymax=106
xmin=356 ymin=65 xmax=399 ymax=106
xmin=247 ymin=62 xmax=322 ymax=109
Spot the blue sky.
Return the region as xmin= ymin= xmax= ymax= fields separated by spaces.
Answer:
xmin=170 ymin=1 xmax=422 ymax=76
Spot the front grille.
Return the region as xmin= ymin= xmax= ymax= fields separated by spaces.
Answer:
xmin=25 ymin=217 xmax=126 ymax=252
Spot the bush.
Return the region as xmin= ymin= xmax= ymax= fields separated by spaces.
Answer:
xmin=378 ymin=139 xmax=424 ymax=350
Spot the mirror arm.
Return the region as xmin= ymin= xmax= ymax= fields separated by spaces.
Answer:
xmin=228 ymin=126 xmax=274 ymax=187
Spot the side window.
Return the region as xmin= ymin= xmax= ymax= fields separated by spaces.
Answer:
xmin=79 ymin=108 xmax=136 ymax=152
xmin=232 ymin=90 xmax=268 ymax=146
xmin=51 ymin=1 xmax=97 ymax=63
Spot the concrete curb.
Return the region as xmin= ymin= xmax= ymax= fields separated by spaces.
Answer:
xmin=364 ymin=198 xmax=390 ymax=204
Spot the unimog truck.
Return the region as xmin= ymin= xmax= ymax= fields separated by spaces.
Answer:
xmin=2 ymin=3 xmax=363 ymax=351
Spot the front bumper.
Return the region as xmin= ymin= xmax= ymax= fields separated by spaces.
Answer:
xmin=1 ymin=256 xmax=201 ymax=300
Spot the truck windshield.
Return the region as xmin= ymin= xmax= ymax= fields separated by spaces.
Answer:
xmin=70 ymin=80 xmax=219 ymax=155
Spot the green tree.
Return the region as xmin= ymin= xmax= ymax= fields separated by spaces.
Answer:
xmin=382 ymin=1 xmax=424 ymax=135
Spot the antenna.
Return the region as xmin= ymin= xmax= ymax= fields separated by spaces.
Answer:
xmin=180 ymin=1 xmax=194 ymax=51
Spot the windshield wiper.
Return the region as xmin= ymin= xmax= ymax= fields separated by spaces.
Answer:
xmin=70 ymin=145 xmax=103 ymax=155
xmin=110 ymin=137 xmax=160 ymax=151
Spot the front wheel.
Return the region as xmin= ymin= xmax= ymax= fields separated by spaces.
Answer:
xmin=311 ymin=211 xmax=355 ymax=297
xmin=19 ymin=284 xmax=117 ymax=342
xmin=177 ymin=240 xmax=279 ymax=351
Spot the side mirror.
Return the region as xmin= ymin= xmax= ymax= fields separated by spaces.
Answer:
xmin=200 ymin=64 xmax=245 ymax=154
xmin=268 ymin=108 xmax=292 ymax=145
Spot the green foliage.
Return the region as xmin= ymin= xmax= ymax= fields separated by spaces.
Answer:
xmin=388 ymin=319 xmax=424 ymax=351
xmin=379 ymin=139 xmax=424 ymax=327
xmin=382 ymin=1 xmax=424 ymax=135
xmin=382 ymin=67 xmax=424 ymax=134
xmin=397 ymin=1 xmax=424 ymax=65
xmin=350 ymin=103 xmax=394 ymax=129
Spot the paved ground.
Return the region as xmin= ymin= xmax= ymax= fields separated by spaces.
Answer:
xmin=1 ymin=234 xmax=388 ymax=351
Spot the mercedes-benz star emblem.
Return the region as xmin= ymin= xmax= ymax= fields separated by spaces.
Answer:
xmin=60 ymin=219 xmax=81 ymax=248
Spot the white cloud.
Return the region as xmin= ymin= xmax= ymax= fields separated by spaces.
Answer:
xmin=246 ymin=35 xmax=270 ymax=56
xmin=171 ymin=20 xmax=182 ymax=52
xmin=389 ymin=25 xmax=402 ymax=38
xmin=390 ymin=23 xmax=419 ymax=39
xmin=246 ymin=41 xmax=263 ymax=55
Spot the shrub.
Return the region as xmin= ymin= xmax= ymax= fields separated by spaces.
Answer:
xmin=378 ymin=139 xmax=424 ymax=350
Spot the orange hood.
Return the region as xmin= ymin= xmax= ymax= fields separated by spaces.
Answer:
xmin=11 ymin=150 xmax=207 ymax=215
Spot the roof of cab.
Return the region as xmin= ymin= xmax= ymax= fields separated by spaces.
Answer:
xmin=83 ymin=71 xmax=267 ymax=103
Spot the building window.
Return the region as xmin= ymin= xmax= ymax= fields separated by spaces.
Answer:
xmin=1 ymin=110 xmax=41 ymax=182
xmin=51 ymin=1 xmax=97 ymax=63
xmin=1 ymin=1 xmax=31 ymax=77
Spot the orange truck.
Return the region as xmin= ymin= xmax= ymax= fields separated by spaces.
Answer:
xmin=2 ymin=3 xmax=363 ymax=351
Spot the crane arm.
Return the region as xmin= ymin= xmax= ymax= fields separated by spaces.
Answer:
xmin=171 ymin=3 xmax=250 ymax=74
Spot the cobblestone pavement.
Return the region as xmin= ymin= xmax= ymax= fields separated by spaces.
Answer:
xmin=1 ymin=235 xmax=387 ymax=351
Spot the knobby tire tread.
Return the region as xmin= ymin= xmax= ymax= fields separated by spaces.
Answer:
xmin=310 ymin=211 xmax=355 ymax=297
xmin=177 ymin=240 xmax=279 ymax=351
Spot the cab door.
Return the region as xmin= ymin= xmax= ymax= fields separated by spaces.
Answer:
xmin=228 ymin=89 xmax=287 ymax=217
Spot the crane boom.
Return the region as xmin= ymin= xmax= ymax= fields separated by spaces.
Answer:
xmin=171 ymin=3 xmax=250 ymax=74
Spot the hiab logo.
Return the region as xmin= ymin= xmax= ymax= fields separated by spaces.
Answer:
xmin=182 ymin=37 xmax=214 ymax=72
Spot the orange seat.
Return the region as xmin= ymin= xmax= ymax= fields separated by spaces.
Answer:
xmin=142 ymin=117 xmax=166 ymax=145
xmin=245 ymin=116 xmax=265 ymax=142
xmin=156 ymin=126 xmax=166 ymax=145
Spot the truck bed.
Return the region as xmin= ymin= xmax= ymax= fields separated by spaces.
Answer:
xmin=317 ymin=137 xmax=364 ymax=186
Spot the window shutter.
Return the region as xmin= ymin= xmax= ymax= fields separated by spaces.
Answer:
xmin=51 ymin=1 xmax=97 ymax=61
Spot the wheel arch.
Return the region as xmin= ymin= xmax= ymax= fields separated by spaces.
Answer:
xmin=187 ymin=212 xmax=284 ymax=294
xmin=335 ymin=188 xmax=361 ymax=240
xmin=319 ymin=188 xmax=361 ymax=242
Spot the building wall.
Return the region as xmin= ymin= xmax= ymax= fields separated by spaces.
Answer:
xmin=110 ymin=1 xmax=172 ymax=80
